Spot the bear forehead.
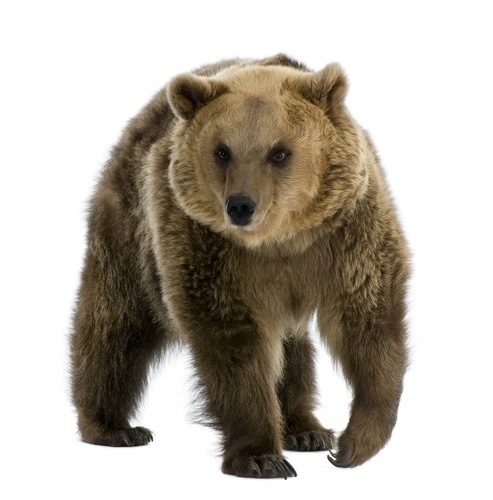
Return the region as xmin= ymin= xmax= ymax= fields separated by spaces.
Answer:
xmin=183 ymin=65 xmax=328 ymax=156
xmin=200 ymin=95 xmax=306 ymax=155
xmin=214 ymin=95 xmax=282 ymax=127
xmin=205 ymin=102 xmax=322 ymax=160
xmin=212 ymin=66 xmax=322 ymax=126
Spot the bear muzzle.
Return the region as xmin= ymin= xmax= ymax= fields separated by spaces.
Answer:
xmin=225 ymin=196 xmax=256 ymax=226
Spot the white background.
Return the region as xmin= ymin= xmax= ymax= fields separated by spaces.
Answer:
xmin=1 ymin=1 xmax=492 ymax=498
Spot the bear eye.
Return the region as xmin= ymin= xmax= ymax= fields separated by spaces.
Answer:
xmin=271 ymin=149 xmax=290 ymax=164
xmin=273 ymin=152 xmax=286 ymax=162
xmin=217 ymin=149 xmax=230 ymax=160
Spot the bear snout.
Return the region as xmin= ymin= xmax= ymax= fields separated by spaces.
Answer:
xmin=225 ymin=196 xmax=256 ymax=226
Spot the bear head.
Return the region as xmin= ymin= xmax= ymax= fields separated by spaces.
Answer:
xmin=164 ymin=63 xmax=369 ymax=249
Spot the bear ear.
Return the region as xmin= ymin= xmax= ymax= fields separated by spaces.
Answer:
xmin=167 ymin=73 xmax=227 ymax=120
xmin=297 ymin=63 xmax=348 ymax=116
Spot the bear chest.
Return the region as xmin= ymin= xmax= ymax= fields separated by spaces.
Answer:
xmin=183 ymin=246 xmax=321 ymax=328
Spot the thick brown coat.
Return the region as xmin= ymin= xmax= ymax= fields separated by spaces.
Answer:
xmin=70 ymin=54 xmax=410 ymax=478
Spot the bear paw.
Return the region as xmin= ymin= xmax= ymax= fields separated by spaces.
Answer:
xmin=284 ymin=430 xmax=334 ymax=451
xmin=327 ymin=439 xmax=356 ymax=468
xmin=327 ymin=430 xmax=368 ymax=468
xmin=327 ymin=430 xmax=390 ymax=468
xmin=223 ymin=455 xmax=297 ymax=479
xmin=87 ymin=426 xmax=154 ymax=447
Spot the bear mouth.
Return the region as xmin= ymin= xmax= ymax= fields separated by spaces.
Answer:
xmin=224 ymin=211 xmax=265 ymax=234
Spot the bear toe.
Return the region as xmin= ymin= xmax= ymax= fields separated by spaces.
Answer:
xmin=284 ymin=430 xmax=334 ymax=451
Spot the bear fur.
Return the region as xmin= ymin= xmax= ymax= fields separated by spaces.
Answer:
xmin=70 ymin=54 xmax=410 ymax=478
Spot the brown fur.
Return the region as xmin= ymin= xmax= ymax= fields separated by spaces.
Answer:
xmin=70 ymin=54 xmax=410 ymax=478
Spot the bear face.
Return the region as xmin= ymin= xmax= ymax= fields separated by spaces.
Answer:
xmin=166 ymin=64 xmax=369 ymax=247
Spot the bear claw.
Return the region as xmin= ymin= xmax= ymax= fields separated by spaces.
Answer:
xmin=224 ymin=455 xmax=297 ymax=479
xmin=284 ymin=430 xmax=334 ymax=452
xmin=327 ymin=445 xmax=356 ymax=468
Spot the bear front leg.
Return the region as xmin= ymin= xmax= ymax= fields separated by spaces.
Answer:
xmin=188 ymin=326 xmax=297 ymax=479
xmin=326 ymin=334 xmax=407 ymax=468
xmin=70 ymin=247 xmax=166 ymax=447
xmin=320 ymin=286 xmax=408 ymax=467
xmin=277 ymin=334 xmax=334 ymax=452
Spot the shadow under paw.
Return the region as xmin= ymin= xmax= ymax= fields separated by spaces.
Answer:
xmin=284 ymin=430 xmax=334 ymax=451
xmin=223 ymin=455 xmax=297 ymax=479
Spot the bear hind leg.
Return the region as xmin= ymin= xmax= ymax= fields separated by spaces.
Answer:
xmin=277 ymin=334 xmax=335 ymax=452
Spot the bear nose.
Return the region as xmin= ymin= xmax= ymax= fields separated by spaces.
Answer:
xmin=225 ymin=196 xmax=256 ymax=226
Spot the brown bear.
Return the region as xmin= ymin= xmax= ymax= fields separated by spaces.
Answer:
xmin=70 ymin=54 xmax=410 ymax=479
